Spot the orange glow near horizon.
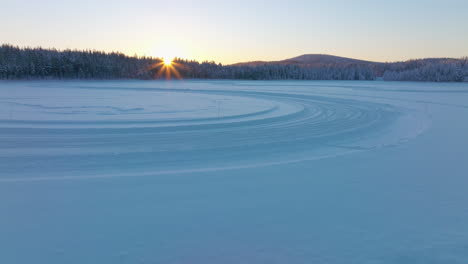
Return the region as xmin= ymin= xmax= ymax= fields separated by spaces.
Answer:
xmin=145 ymin=44 xmax=186 ymax=79
xmin=163 ymin=57 xmax=173 ymax=66
xmin=150 ymin=57 xmax=181 ymax=80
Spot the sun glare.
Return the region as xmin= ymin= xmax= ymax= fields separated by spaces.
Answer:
xmin=163 ymin=57 xmax=173 ymax=66
xmin=150 ymin=55 xmax=181 ymax=79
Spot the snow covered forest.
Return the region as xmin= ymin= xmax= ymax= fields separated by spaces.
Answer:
xmin=382 ymin=58 xmax=468 ymax=82
xmin=1 ymin=44 xmax=467 ymax=81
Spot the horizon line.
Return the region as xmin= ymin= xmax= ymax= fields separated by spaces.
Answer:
xmin=2 ymin=43 xmax=467 ymax=65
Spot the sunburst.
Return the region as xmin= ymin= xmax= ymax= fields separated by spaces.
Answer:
xmin=149 ymin=56 xmax=182 ymax=80
xmin=163 ymin=57 xmax=173 ymax=66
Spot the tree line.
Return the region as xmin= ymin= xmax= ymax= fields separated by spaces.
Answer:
xmin=382 ymin=58 xmax=468 ymax=82
xmin=1 ymin=44 xmax=467 ymax=82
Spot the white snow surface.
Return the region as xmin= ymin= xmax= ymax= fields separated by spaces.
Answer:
xmin=1 ymin=80 xmax=468 ymax=263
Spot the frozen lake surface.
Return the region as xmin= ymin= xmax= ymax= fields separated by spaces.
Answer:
xmin=1 ymin=80 xmax=468 ymax=263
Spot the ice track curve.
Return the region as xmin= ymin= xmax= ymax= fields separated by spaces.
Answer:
xmin=0 ymin=81 xmax=431 ymax=181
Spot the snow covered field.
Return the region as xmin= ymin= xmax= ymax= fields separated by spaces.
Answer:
xmin=1 ymin=80 xmax=468 ymax=263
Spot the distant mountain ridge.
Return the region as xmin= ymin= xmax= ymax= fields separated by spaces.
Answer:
xmin=231 ymin=54 xmax=381 ymax=67
xmin=231 ymin=54 xmax=461 ymax=67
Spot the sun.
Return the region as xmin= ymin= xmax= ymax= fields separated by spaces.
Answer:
xmin=163 ymin=57 xmax=173 ymax=66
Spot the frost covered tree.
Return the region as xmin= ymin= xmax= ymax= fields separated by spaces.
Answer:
xmin=382 ymin=58 xmax=468 ymax=82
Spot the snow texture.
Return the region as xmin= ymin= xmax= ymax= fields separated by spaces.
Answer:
xmin=1 ymin=80 xmax=468 ymax=263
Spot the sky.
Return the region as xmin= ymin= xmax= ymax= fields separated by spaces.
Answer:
xmin=1 ymin=0 xmax=468 ymax=64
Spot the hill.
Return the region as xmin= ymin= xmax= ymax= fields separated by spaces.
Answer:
xmin=232 ymin=54 xmax=381 ymax=67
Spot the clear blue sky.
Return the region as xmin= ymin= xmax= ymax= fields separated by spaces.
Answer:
xmin=1 ymin=0 xmax=467 ymax=64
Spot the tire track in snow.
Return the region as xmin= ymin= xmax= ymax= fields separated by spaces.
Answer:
xmin=0 ymin=82 xmax=431 ymax=181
